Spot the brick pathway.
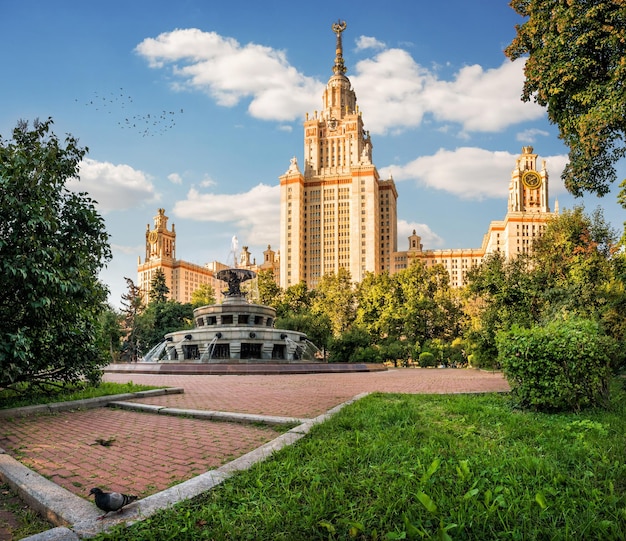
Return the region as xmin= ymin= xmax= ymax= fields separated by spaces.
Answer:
xmin=0 ymin=369 xmax=508 ymax=501
xmin=104 ymin=368 xmax=509 ymax=417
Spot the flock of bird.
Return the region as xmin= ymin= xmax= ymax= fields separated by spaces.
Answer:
xmin=76 ymin=88 xmax=183 ymax=137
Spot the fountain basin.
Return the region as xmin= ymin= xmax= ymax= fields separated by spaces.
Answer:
xmin=160 ymin=300 xmax=315 ymax=363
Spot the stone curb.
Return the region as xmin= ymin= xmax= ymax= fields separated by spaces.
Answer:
xmin=0 ymin=393 xmax=368 ymax=539
xmin=108 ymin=401 xmax=307 ymax=426
xmin=0 ymin=388 xmax=184 ymax=418
xmin=21 ymin=527 xmax=80 ymax=541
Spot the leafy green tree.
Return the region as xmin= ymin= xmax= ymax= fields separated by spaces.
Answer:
xmin=96 ymin=305 xmax=124 ymax=363
xmin=327 ymin=325 xmax=372 ymax=363
xmin=120 ymin=277 xmax=144 ymax=362
xmin=136 ymin=300 xmax=194 ymax=351
xmin=505 ymin=0 xmax=626 ymax=199
xmin=311 ymin=268 xmax=356 ymax=337
xmin=0 ymin=118 xmax=111 ymax=390
xmin=465 ymin=207 xmax=625 ymax=369
xmin=395 ymin=262 xmax=463 ymax=344
xmin=256 ymin=269 xmax=281 ymax=307
xmin=464 ymin=252 xmax=542 ymax=368
xmin=148 ymin=268 xmax=169 ymax=304
xmin=355 ymin=271 xmax=401 ymax=342
xmin=275 ymin=281 xmax=314 ymax=318
xmin=532 ymin=206 xmax=618 ymax=318
xmin=190 ymin=283 xmax=216 ymax=308
xmin=275 ymin=312 xmax=332 ymax=357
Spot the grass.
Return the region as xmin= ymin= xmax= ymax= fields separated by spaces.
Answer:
xmin=0 ymin=482 xmax=53 ymax=539
xmin=0 ymin=381 xmax=162 ymax=410
xmin=93 ymin=380 xmax=626 ymax=541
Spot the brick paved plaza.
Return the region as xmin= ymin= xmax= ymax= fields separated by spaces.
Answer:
xmin=0 ymin=369 xmax=509 ymax=500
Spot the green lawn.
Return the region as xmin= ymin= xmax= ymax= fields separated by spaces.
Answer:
xmin=96 ymin=381 xmax=626 ymax=540
xmin=0 ymin=381 xmax=160 ymax=410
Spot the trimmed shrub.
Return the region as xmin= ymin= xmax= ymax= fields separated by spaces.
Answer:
xmin=496 ymin=318 xmax=616 ymax=412
xmin=418 ymin=351 xmax=437 ymax=368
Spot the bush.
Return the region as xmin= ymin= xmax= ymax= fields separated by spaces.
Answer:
xmin=327 ymin=326 xmax=372 ymax=363
xmin=496 ymin=318 xmax=616 ymax=412
xmin=418 ymin=351 xmax=437 ymax=368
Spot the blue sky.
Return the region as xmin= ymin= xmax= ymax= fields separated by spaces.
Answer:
xmin=2 ymin=0 xmax=623 ymax=308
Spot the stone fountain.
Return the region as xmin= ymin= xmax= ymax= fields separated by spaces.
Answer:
xmin=145 ymin=267 xmax=319 ymax=364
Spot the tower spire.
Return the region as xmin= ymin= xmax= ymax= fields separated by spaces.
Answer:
xmin=331 ymin=20 xmax=347 ymax=75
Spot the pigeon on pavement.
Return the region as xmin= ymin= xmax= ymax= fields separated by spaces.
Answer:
xmin=89 ymin=487 xmax=138 ymax=519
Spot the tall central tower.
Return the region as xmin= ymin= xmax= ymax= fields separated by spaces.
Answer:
xmin=279 ymin=21 xmax=397 ymax=288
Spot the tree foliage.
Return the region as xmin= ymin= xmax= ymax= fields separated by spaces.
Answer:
xmin=311 ymin=268 xmax=356 ymax=337
xmin=148 ymin=268 xmax=169 ymax=304
xmin=256 ymin=269 xmax=281 ymax=307
xmin=355 ymin=263 xmax=464 ymax=347
xmin=95 ymin=305 xmax=124 ymax=364
xmin=0 ymin=118 xmax=111 ymax=389
xmin=505 ymin=0 xmax=626 ymax=198
xmin=136 ymin=300 xmax=194 ymax=352
xmin=465 ymin=207 xmax=626 ymax=371
xmin=190 ymin=283 xmax=216 ymax=308
xmin=275 ymin=281 xmax=314 ymax=319
xmin=120 ymin=277 xmax=144 ymax=362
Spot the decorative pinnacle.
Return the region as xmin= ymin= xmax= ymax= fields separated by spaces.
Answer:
xmin=331 ymin=20 xmax=347 ymax=75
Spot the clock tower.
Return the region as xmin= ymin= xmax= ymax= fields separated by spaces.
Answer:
xmin=145 ymin=208 xmax=176 ymax=261
xmin=508 ymin=146 xmax=550 ymax=214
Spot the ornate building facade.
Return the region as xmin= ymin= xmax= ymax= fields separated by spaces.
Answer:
xmin=137 ymin=209 xmax=280 ymax=305
xmin=391 ymin=146 xmax=559 ymax=287
xmin=139 ymin=24 xmax=558 ymax=299
xmin=279 ymin=21 xmax=398 ymax=288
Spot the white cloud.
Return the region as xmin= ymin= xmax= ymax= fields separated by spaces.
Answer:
xmin=397 ymin=219 xmax=444 ymax=249
xmin=355 ymin=35 xmax=386 ymax=51
xmin=200 ymin=175 xmax=217 ymax=187
xmin=352 ymin=53 xmax=545 ymax=134
xmin=135 ymin=28 xmax=323 ymax=122
xmin=516 ymin=128 xmax=550 ymax=142
xmin=70 ymin=159 xmax=158 ymax=213
xmin=135 ymin=29 xmax=544 ymax=135
xmin=172 ymin=183 xmax=280 ymax=246
xmin=168 ymin=172 xmax=183 ymax=184
xmin=381 ymin=147 xmax=569 ymax=200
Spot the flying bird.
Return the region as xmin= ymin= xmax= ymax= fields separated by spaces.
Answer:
xmin=89 ymin=487 xmax=138 ymax=520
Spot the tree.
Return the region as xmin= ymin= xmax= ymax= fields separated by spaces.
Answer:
xmin=190 ymin=283 xmax=215 ymax=308
xmin=136 ymin=300 xmax=194 ymax=351
xmin=0 ymin=118 xmax=111 ymax=390
xmin=95 ymin=305 xmax=124 ymax=363
xmin=148 ymin=268 xmax=169 ymax=304
xmin=256 ymin=269 xmax=281 ymax=307
xmin=532 ymin=206 xmax=619 ymax=318
xmin=505 ymin=1 xmax=626 ymax=198
xmin=464 ymin=252 xmax=543 ymax=368
xmin=311 ymin=268 xmax=356 ymax=337
xmin=276 ymin=312 xmax=332 ymax=356
xmin=275 ymin=281 xmax=314 ymax=318
xmin=355 ymin=271 xmax=401 ymax=342
xmin=465 ymin=207 xmax=626 ymax=370
xmin=120 ymin=277 xmax=144 ymax=362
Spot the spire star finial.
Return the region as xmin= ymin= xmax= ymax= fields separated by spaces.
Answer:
xmin=331 ymin=20 xmax=347 ymax=75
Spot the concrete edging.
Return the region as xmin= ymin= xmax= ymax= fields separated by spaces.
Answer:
xmin=0 ymin=392 xmax=370 ymax=539
xmin=108 ymin=400 xmax=307 ymax=426
xmin=0 ymin=388 xmax=184 ymax=419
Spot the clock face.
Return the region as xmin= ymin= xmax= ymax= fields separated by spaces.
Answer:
xmin=522 ymin=170 xmax=542 ymax=190
xmin=148 ymin=230 xmax=158 ymax=244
